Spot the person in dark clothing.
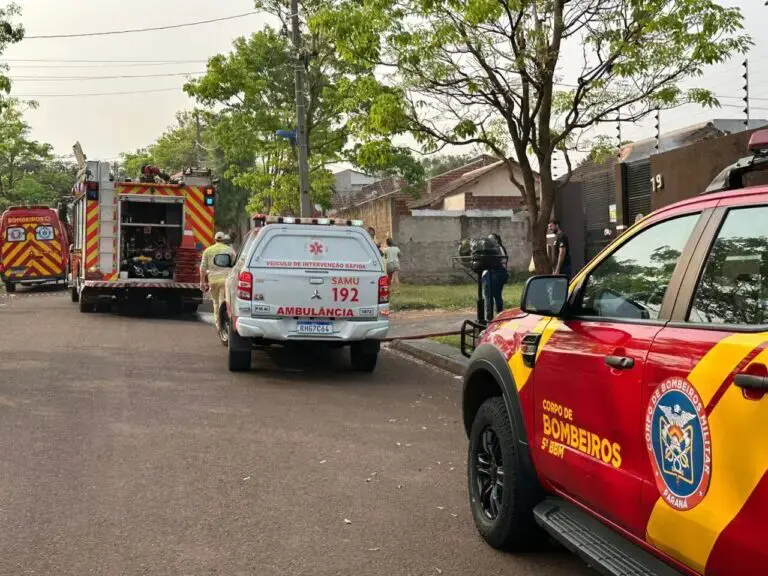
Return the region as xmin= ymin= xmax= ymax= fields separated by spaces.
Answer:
xmin=548 ymin=220 xmax=572 ymax=279
xmin=483 ymin=233 xmax=509 ymax=321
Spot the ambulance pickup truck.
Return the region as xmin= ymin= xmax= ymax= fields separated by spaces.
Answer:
xmin=215 ymin=216 xmax=390 ymax=372
xmin=460 ymin=128 xmax=768 ymax=575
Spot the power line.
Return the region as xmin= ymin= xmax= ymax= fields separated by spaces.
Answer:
xmin=2 ymin=61 xmax=208 ymax=69
xmin=2 ymin=58 xmax=208 ymax=63
xmin=9 ymin=71 xmax=205 ymax=81
xmin=14 ymin=87 xmax=184 ymax=98
xmin=24 ymin=12 xmax=256 ymax=39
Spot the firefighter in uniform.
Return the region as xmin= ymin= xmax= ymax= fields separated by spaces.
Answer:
xmin=200 ymin=231 xmax=236 ymax=333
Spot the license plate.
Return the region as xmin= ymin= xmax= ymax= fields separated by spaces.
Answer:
xmin=297 ymin=321 xmax=333 ymax=335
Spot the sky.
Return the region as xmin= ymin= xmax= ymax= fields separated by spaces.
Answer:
xmin=3 ymin=0 xmax=768 ymax=169
xmin=3 ymin=0 xmax=266 ymax=161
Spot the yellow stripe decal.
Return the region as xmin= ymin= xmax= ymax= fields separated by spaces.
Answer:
xmin=646 ymin=336 xmax=768 ymax=572
xmin=509 ymin=318 xmax=557 ymax=391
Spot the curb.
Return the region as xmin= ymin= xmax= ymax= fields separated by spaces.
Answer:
xmin=389 ymin=339 xmax=468 ymax=376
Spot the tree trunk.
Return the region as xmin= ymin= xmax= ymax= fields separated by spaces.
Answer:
xmin=530 ymin=214 xmax=550 ymax=274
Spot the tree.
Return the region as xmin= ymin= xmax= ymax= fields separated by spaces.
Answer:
xmin=0 ymin=99 xmax=61 ymax=210
xmin=120 ymin=111 xmax=204 ymax=178
xmin=184 ymin=4 xmax=424 ymax=215
xmin=119 ymin=112 xmax=252 ymax=234
xmin=315 ymin=0 xmax=750 ymax=272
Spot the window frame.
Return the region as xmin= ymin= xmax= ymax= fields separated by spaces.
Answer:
xmin=669 ymin=203 xmax=768 ymax=333
xmin=566 ymin=209 xmax=714 ymax=326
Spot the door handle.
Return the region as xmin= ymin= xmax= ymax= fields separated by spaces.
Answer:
xmin=605 ymin=355 xmax=635 ymax=370
xmin=734 ymin=373 xmax=768 ymax=391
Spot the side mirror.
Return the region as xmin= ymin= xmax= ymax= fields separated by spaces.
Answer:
xmin=213 ymin=253 xmax=233 ymax=268
xmin=521 ymin=275 xmax=569 ymax=317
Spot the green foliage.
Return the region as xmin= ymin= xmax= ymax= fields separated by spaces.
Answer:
xmin=420 ymin=154 xmax=476 ymax=178
xmin=120 ymin=111 xmax=204 ymax=178
xmin=182 ymin=5 xmax=423 ymax=215
xmin=0 ymin=99 xmax=75 ymax=211
xmin=314 ymin=0 xmax=750 ymax=271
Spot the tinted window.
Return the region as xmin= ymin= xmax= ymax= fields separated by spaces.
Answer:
xmin=689 ymin=206 xmax=768 ymax=326
xmin=578 ymin=214 xmax=699 ymax=320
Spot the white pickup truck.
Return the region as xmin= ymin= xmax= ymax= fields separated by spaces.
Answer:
xmin=215 ymin=217 xmax=390 ymax=372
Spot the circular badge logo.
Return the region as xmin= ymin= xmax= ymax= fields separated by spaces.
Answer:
xmin=645 ymin=378 xmax=712 ymax=511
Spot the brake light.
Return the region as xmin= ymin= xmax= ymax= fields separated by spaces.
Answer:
xmin=378 ymin=275 xmax=390 ymax=304
xmin=237 ymin=271 xmax=253 ymax=300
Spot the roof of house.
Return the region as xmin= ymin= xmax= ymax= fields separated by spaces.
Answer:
xmin=331 ymin=176 xmax=407 ymax=210
xmin=408 ymin=155 xmax=503 ymax=209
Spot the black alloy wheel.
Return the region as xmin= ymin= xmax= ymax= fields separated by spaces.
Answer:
xmin=475 ymin=427 xmax=505 ymax=520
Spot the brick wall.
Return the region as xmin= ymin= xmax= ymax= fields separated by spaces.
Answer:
xmin=336 ymin=196 xmax=396 ymax=240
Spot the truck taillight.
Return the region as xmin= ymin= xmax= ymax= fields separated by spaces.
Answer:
xmin=204 ymin=186 xmax=216 ymax=207
xmin=237 ymin=271 xmax=253 ymax=300
xmin=378 ymin=275 xmax=390 ymax=304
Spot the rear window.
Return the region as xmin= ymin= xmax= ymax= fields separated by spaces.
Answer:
xmin=5 ymin=227 xmax=25 ymax=242
xmin=250 ymin=228 xmax=379 ymax=271
xmin=35 ymin=225 xmax=55 ymax=241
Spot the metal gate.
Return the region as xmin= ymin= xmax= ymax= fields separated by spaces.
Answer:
xmin=626 ymin=159 xmax=652 ymax=224
xmin=583 ymin=170 xmax=615 ymax=260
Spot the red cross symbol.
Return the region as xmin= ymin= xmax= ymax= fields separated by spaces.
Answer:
xmin=309 ymin=241 xmax=324 ymax=255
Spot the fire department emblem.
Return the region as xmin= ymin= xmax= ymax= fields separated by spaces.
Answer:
xmin=645 ymin=378 xmax=711 ymax=511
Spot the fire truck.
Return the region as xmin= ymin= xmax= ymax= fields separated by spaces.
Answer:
xmin=69 ymin=160 xmax=216 ymax=313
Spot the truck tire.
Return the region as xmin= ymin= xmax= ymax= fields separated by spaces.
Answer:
xmin=5 ymin=282 xmax=15 ymax=293
xmin=227 ymin=321 xmax=251 ymax=371
xmin=350 ymin=340 xmax=380 ymax=372
xmin=79 ymin=293 xmax=94 ymax=313
xmin=167 ymin=295 xmax=183 ymax=316
xmin=183 ymin=303 xmax=199 ymax=314
xmin=70 ymin=283 xmax=79 ymax=303
xmin=468 ymin=397 xmax=543 ymax=551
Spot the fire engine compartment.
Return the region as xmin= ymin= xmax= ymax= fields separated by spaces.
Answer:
xmin=119 ymin=197 xmax=184 ymax=280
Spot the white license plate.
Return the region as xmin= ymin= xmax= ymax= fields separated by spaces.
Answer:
xmin=297 ymin=321 xmax=333 ymax=334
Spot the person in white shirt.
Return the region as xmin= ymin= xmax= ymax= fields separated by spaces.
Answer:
xmin=382 ymin=238 xmax=402 ymax=285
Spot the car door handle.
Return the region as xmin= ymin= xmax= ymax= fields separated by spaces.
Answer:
xmin=605 ymin=355 xmax=635 ymax=370
xmin=734 ymin=373 xmax=768 ymax=391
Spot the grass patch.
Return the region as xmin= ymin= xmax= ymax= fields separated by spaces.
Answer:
xmin=430 ymin=335 xmax=461 ymax=349
xmin=391 ymin=282 xmax=524 ymax=312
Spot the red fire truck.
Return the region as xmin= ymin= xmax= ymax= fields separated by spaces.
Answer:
xmin=69 ymin=160 xmax=216 ymax=313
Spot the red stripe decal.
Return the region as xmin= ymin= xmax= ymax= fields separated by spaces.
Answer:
xmin=705 ymin=471 xmax=768 ymax=575
xmin=705 ymin=341 xmax=768 ymax=415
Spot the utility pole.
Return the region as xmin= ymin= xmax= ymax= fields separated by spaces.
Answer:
xmin=291 ymin=0 xmax=312 ymax=217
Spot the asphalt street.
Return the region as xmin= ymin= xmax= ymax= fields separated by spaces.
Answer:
xmin=0 ymin=286 xmax=592 ymax=576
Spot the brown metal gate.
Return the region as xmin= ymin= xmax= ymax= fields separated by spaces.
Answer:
xmin=583 ymin=170 xmax=615 ymax=261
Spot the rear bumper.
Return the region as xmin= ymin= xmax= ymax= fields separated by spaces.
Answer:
xmin=2 ymin=274 xmax=65 ymax=285
xmin=234 ymin=316 xmax=390 ymax=342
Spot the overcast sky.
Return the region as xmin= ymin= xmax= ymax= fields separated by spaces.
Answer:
xmin=4 ymin=0 xmax=768 ymax=167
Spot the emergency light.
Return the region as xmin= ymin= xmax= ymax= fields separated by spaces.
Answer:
xmin=204 ymin=186 xmax=216 ymax=207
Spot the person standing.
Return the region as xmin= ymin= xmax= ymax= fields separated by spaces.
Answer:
xmin=367 ymin=226 xmax=382 ymax=255
xmin=382 ymin=238 xmax=402 ymax=285
xmin=548 ymin=220 xmax=572 ymax=279
xmin=200 ymin=231 xmax=236 ymax=335
xmin=483 ymin=233 xmax=509 ymax=321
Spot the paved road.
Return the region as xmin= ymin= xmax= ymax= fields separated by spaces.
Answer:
xmin=0 ymin=287 xmax=592 ymax=576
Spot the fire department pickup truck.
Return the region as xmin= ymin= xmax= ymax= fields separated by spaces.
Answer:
xmin=215 ymin=216 xmax=390 ymax=372
xmin=461 ymin=129 xmax=768 ymax=575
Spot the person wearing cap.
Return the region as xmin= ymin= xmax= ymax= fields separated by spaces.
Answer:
xmin=200 ymin=231 xmax=236 ymax=335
